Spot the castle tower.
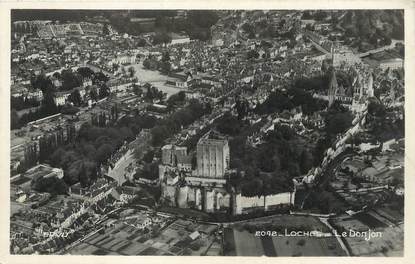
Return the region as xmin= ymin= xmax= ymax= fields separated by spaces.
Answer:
xmin=196 ymin=131 xmax=230 ymax=179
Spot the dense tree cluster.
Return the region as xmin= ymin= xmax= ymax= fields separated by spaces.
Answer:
xmin=142 ymin=52 xmax=171 ymax=75
xmin=340 ymin=10 xmax=404 ymax=51
xmin=67 ymin=89 xmax=82 ymax=106
xmin=134 ymin=162 xmax=159 ymax=181
xmin=36 ymin=99 xmax=209 ymax=186
xmin=367 ymin=99 xmax=404 ymax=142
xmin=312 ymin=102 xmax=354 ymax=166
xmin=235 ymin=98 xmax=250 ymax=120
xmin=313 ymin=135 xmax=333 ymax=167
xmin=61 ymin=69 xmax=83 ymax=91
xmin=166 ymin=91 xmax=186 ymax=108
xmin=92 ymin=71 xmax=110 ymax=84
xmin=212 ymin=74 xmax=337 ymax=197
xmin=131 ymin=83 xmax=143 ymax=96
xmin=324 ymin=102 xmax=354 ymax=135
xmin=185 ymin=11 xmax=219 ymax=41
xmin=48 ymin=123 xmax=134 ymax=186
xmin=303 ymin=188 xmax=347 ymax=214
xmin=31 ymin=74 xmax=55 ymax=93
xmin=143 ymin=56 xmax=158 ymax=71
xmin=11 ymin=96 xmax=40 ymax=111
xmin=255 ymin=88 xmax=326 ymax=116
xmin=117 ymin=113 xmax=158 ymax=135
xmin=150 ymin=99 xmax=212 ymax=146
xmin=242 ymin=23 xmax=256 ymax=39
xmin=293 ymin=74 xmax=330 ymax=92
xmin=28 ymin=98 xmax=208 ymax=187
xmin=77 ymin=67 xmax=95 ymax=79
xmin=144 ymin=84 xmax=165 ymax=102
xmin=152 ymin=32 xmax=172 ymax=45
xmin=31 ymin=175 xmax=68 ymax=195
xmin=214 ymin=114 xmax=312 ymax=196
xmin=215 ymin=112 xmax=243 ymax=136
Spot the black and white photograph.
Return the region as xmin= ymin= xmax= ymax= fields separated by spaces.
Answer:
xmin=6 ymin=6 xmax=408 ymax=258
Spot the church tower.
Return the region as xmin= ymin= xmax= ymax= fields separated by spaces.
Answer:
xmin=367 ymin=72 xmax=374 ymax=97
xmin=328 ymin=69 xmax=338 ymax=107
xmin=330 ymin=42 xmax=338 ymax=67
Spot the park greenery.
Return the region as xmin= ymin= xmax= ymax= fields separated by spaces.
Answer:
xmin=217 ymin=113 xmax=311 ymax=197
xmin=25 ymin=96 xmax=210 ymax=193
xmin=366 ymin=98 xmax=404 ymax=142
xmin=11 ymin=96 xmax=40 ymax=111
xmin=149 ymin=99 xmax=212 ymax=146
xmin=143 ymin=51 xmax=172 ymax=74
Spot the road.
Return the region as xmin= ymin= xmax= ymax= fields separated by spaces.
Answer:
xmin=358 ymin=39 xmax=404 ymax=57
xmin=86 ymin=63 xmax=114 ymax=77
xmin=308 ymin=38 xmax=330 ymax=54
xmin=319 ymin=217 xmax=351 ymax=256
xmin=107 ymin=133 xmax=151 ymax=185
xmin=317 ymin=149 xmax=356 ymax=188
xmin=107 ymin=149 xmax=136 ymax=185
xmin=305 ymin=32 xmax=403 ymax=59
xmin=298 ymin=149 xmax=355 ymax=209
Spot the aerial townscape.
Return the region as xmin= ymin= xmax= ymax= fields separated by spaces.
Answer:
xmin=10 ymin=10 xmax=404 ymax=256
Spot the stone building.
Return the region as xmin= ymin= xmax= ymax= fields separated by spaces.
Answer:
xmin=161 ymin=144 xmax=188 ymax=167
xmin=196 ymin=131 xmax=230 ymax=179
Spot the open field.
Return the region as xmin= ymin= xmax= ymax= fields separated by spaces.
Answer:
xmin=223 ymin=215 xmax=346 ymax=256
xmin=223 ymin=227 xmax=346 ymax=256
xmin=233 ymin=229 xmax=265 ymax=256
xmin=68 ymin=216 xmax=218 ymax=256
xmin=331 ymin=212 xmax=404 ymax=256
xmin=132 ymin=63 xmax=185 ymax=98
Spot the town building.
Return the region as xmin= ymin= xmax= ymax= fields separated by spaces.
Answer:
xmin=11 ymin=164 xmax=64 ymax=193
xmin=54 ymin=91 xmax=71 ymax=106
xmin=161 ymin=144 xmax=188 ymax=167
xmin=379 ymin=58 xmax=404 ymax=71
xmin=169 ymin=33 xmax=191 ymax=46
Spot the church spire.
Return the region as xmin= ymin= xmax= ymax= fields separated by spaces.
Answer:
xmin=331 ymin=42 xmax=335 ymax=66
xmin=328 ymin=68 xmax=338 ymax=107
xmin=367 ymin=72 xmax=374 ymax=97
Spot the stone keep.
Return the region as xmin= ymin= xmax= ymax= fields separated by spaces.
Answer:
xmin=196 ymin=133 xmax=230 ymax=179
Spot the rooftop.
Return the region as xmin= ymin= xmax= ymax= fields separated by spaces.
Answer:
xmin=199 ymin=130 xmax=227 ymax=143
xmin=17 ymin=164 xmax=62 ymax=182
